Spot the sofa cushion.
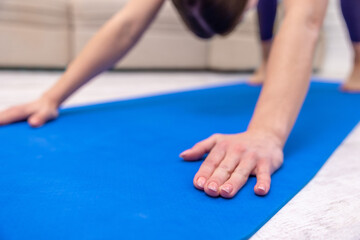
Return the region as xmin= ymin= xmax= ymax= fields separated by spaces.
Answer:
xmin=72 ymin=0 xmax=185 ymax=30
xmin=0 ymin=0 xmax=324 ymax=70
xmin=0 ymin=0 xmax=70 ymax=68
xmin=0 ymin=0 xmax=68 ymax=26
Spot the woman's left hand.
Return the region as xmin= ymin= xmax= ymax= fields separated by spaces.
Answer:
xmin=180 ymin=130 xmax=284 ymax=198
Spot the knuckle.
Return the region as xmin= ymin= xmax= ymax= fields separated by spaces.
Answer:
xmin=234 ymin=168 xmax=249 ymax=178
xmin=203 ymin=158 xmax=219 ymax=168
xmin=258 ymin=152 xmax=273 ymax=161
xmin=218 ymin=164 xmax=232 ymax=174
xmin=211 ymin=133 xmax=222 ymax=139
xmin=258 ymin=171 xmax=271 ymax=178
xmin=207 ymin=176 xmax=220 ymax=184
xmin=244 ymin=151 xmax=258 ymax=161
xmin=231 ymin=144 xmax=246 ymax=154
xmin=217 ymin=140 xmax=229 ymax=149
xmin=192 ymin=142 xmax=203 ymax=149
xmin=257 ymin=159 xmax=271 ymax=169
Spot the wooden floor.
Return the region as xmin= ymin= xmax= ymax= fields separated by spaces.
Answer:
xmin=0 ymin=70 xmax=359 ymax=239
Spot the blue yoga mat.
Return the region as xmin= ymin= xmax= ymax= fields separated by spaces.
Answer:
xmin=0 ymin=82 xmax=359 ymax=239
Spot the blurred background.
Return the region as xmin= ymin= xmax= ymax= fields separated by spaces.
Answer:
xmin=0 ymin=0 xmax=354 ymax=108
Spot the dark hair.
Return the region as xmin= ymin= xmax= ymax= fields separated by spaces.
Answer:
xmin=172 ymin=0 xmax=249 ymax=39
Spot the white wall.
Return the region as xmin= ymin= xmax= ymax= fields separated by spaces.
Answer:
xmin=320 ymin=0 xmax=353 ymax=80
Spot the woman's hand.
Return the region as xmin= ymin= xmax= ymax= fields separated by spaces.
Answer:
xmin=180 ymin=130 xmax=284 ymax=198
xmin=0 ymin=96 xmax=59 ymax=128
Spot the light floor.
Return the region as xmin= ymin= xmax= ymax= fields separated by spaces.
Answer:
xmin=0 ymin=70 xmax=359 ymax=239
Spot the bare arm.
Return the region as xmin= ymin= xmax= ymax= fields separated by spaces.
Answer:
xmin=0 ymin=0 xmax=164 ymax=127
xmin=248 ymin=0 xmax=329 ymax=146
xmin=45 ymin=0 xmax=165 ymax=105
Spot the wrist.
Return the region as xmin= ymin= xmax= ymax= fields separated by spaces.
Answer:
xmin=246 ymin=125 xmax=286 ymax=148
xmin=41 ymin=91 xmax=61 ymax=109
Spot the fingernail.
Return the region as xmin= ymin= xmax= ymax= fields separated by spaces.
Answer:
xmin=221 ymin=184 xmax=233 ymax=194
xmin=257 ymin=185 xmax=266 ymax=193
xmin=208 ymin=182 xmax=218 ymax=192
xmin=197 ymin=177 xmax=206 ymax=188
xmin=180 ymin=150 xmax=190 ymax=157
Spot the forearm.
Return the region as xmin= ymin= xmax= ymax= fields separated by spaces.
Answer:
xmin=43 ymin=13 xmax=136 ymax=105
xmin=248 ymin=1 xmax=328 ymax=147
xmin=43 ymin=0 xmax=164 ymax=106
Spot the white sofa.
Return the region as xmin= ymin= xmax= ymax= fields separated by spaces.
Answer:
xmin=0 ymin=0 xmax=325 ymax=70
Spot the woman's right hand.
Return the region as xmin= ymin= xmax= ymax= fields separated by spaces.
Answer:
xmin=0 ymin=96 xmax=59 ymax=128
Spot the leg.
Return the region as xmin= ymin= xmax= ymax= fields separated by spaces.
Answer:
xmin=249 ymin=0 xmax=278 ymax=85
xmin=340 ymin=0 xmax=360 ymax=92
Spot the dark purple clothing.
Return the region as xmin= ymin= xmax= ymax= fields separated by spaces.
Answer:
xmin=257 ymin=0 xmax=360 ymax=43
xmin=341 ymin=0 xmax=360 ymax=42
xmin=257 ymin=0 xmax=278 ymax=41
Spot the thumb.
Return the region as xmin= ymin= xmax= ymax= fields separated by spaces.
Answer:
xmin=28 ymin=110 xmax=57 ymax=128
xmin=180 ymin=135 xmax=217 ymax=161
xmin=28 ymin=113 xmax=47 ymax=128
